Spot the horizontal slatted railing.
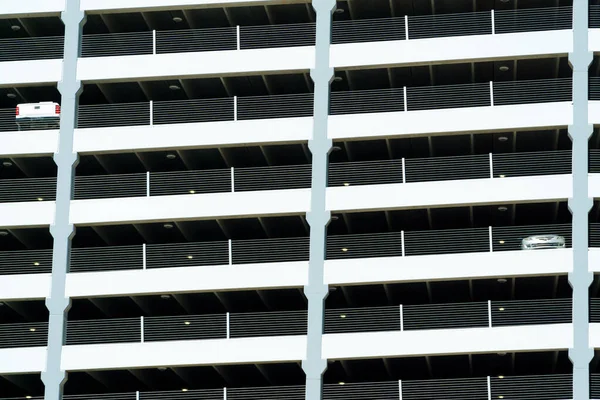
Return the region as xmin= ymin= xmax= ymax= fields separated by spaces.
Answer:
xmin=406 ymin=82 xmax=490 ymax=111
xmin=403 ymin=302 xmax=488 ymax=330
xmin=77 ymin=102 xmax=150 ymax=128
xmin=329 ymin=159 xmax=403 ymax=186
xmin=332 ymin=18 xmax=405 ymax=44
xmin=589 ymin=298 xmax=600 ymax=323
xmin=493 ymin=78 xmax=572 ymax=106
xmin=0 ymin=322 xmax=48 ymax=348
xmin=156 ymin=27 xmax=236 ymax=54
xmin=153 ymin=98 xmax=234 ymax=124
xmin=408 ymin=11 xmax=492 ymax=40
xmin=492 ymin=223 xmax=572 ymax=252
xmin=490 ymin=374 xmax=572 ymax=400
xmin=0 ymin=36 xmax=64 ymax=62
xmin=593 ymin=5 xmax=600 ymax=28
xmin=324 ymin=306 xmax=400 ymax=334
xmin=229 ymin=310 xmax=307 ymax=338
xmin=71 ymin=78 xmax=570 ymax=130
xmin=327 ymin=232 xmax=404 ymax=260
xmin=404 ymin=154 xmax=488 ymax=183
xmin=237 ymin=93 xmax=313 ymax=120
xmin=0 ymin=249 xmax=52 ymax=275
xmin=234 ymin=164 xmax=311 ymax=192
xmin=404 ymin=227 xmax=489 ymax=256
xmin=144 ymin=314 xmax=226 ymax=342
xmin=402 ymin=377 xmax=487 ymax=400
xmin=150 ymin=169 xmax=231 ymax=196
xmin=0 ymin=375 xmax=574 ymax=400
xmin=231 ymin=237 xmax=310 ymax=264
xmin=81 ymin=32 xmax=152 ymax=58
xmin=330 ymin=88 xmax=405 ymax=115
xmin=591 ymin=77 xmax=600 ymax=101
xmin=0 ymin=177 xmax=56 ymax=203
xmin=66 ymin=318 xmax=140 ymax=345
xmin=491 ymin=298 xmax=571 ymax=327
xmin=146 ymin=241 xmax=229 ymax=268
xmin=0 ymin=109 xmax=16 ymax=132
xmin=495 ymin=6 xmax=572 ymax=34
xmin=590 ymin=223 xmax=600 ymax=247
xmin=323 ymin=381 xmax=399 ymax=399
xmin=74 ymin=174 xmax=146 ymax=200
xmin=492 ymin=150 xmax=571 ymax=178
xmin=70 ymin=245 xmax=143 ymax=272
xmin=240 ymin=23 xmax=315 ymax=49
xmin=592 ymin=150 xmax=600 ymax=173
xmin=592 ymin=373 xmax=600 ymax=399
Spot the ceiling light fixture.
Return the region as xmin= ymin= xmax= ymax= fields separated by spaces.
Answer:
xmin=341 ymin=248 xmax=348 ymax=252
xmin=189 ymin=190 xmax=196 ymax=194
xmin=10 ymin=25 xmax=20 ymax=31
xmin=334 ymin=8 xmax=345 ymax=13
xmin=340 ymin=314 xmax=346 ymax=319
xmin=160 ymin=294 xmax=171 ymax=299
xmin=499 ymin=307 xmax=505 ymax=311
xmin=158 ymin=367 xmax=167 ymax=371
xmin=499 ymin=174 xmax=506 ymax=178
xmin=6 ymin=93 xmax=16 ymax=99
xmin=498 ymin=136 xmax=508 ymax=142
xmin=343 ymin=182 xmax=350 ymax=187
xmin=497 ymin=352 xmax=507 ymax=356
xmin=498 ymin=240 xmax=505 ymax=244
xmin=29 ymin=328 xmax=36 ymax=332
xmin=181 ymin=388 xmax=188 ymax=392
xmin=184 ymin=321 xmax=191 ymax=325
xmin=498 ymin=206 xmax=508 ymax=212
xmin=333 ymin=77 xmax=343 ymax=82
xmin=0 ymin=231 xmax=8 ymax=237
xmin=166 ymin=153 xmax=177 ymax=160
xmin=168 ymin=84 xmax=181 ymax=91
xmin=33 ymin=262 xmax=40 ymax=266
xmin=331 ymin=215 xmax=339 ymax=221
xmin=2 ymin=161 xmax=13 ymax=167
xmin=338 ymin=381 xmax=346 ymax=385
xmin=187 ymin=255 xmax=193 ymax=259
xmin=163 ymin=223 xmax=174 ymax=229
xmin=499 ymin=65 xmax=510 ymax=72
xmin=172 ymin=16 xmax=183 ymax=23
xmin=37 ymin=197 xmax=44 ymax=201
xmin=331 ymin=146 xmax=342 ymax=151
xmin=497 ymin=278 xmax=507 ymax=284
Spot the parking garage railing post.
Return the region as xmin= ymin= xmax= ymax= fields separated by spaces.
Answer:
xmin=223 ymin=387 xmax=227 ymax=399
xmin=489 ymin=81 xmax=494 ymax=106
xmin=488 ymin=226 xmax=493 ymax=252
xmin=486 ymin=376 xmax=491 ymax=399
xmin=236 ymin=26 xmax=241 ymax=50
xmin=233 ymin=96 xmax=238 ymax=121
xmin=228 ymin=239 xmax=233 ymax=265
xmin=487 ymin=300 xmax=492 ymax=327
xmin=491 ymin=10 xmax=495 ymax=35
xmin=403 ymin=86 xmax=408 ymax=111
xmin=136 ymin=391 xmax=140 ymax=400
xmin=404 ymin=15 xmax=409 ymax=40
xmin=226 ymin=312 xmax=230 ymax=339
xmin=146 ymin=171 xmax=150 ymax=197
xmin=149 ymin=100 xmax=153 ymax=125
xmin=401 ymin=158 xmax=406 ymax=182
xmin=489 ymin=153 xmax=494 ymax=178
xmin=152 ymin=30 xmax=156 ymax=54
xmin=142 ymin=243 xmax=147 ymax=270
xmin=399 ymin=304 xmax=404 ymax=331
xmin=231 ymin=167 xmax=235 ymax=192
xmin=401 ymin=230 xmax=405 ymax=256
xmin=398 ymin=379 xmax=403 ymax=400
xmin=140 ymin=316 xmax=144 ymax=343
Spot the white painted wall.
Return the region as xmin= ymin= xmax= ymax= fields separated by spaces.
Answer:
xmin=0 ymin=60 xmax=62 ymax=87
xmin=589 ymin=174 xmax=600 ymax=198
xmin=69 ymin=189 xmax=311 ymax=226
xmin=0 ymin=130 xmax=58 ymax=157
xmin=0 ymin=346 xmax=46 ymax=374
xmin=76 ymin=47 xmax=314 ymax=83
xmin=61 ymin=336 xmax=307 ymax=371
xmin=0 ymin=0 xmax=64 ymax=17
xmin=0 ymin=273 xmax=50 ymax=301
xmin=73 ymin=117 xmax=312 ymax=154
xmin=331 ymin=30 xmax=572 ymax=70
xmin=65 ymin=261 xmax=308 ymax=298
xmin=80 ymin=0 xmax=303 ymax=13
xmin=329 ymin=102 xmax=571 ymax=141
xmin=327 ymin=175 xmax=571 ymax=213
xmin=590 ymin=29 xmax=600 ymax=53
xmin=325 ymin=249 xmax=572 ymax=286
xmin=0 ymin=201 xmax=55 ymax=228
xmin=322 ymin=324 xmax=572 ymax=359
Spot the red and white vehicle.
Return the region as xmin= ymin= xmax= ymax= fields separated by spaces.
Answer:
xmin=15 ymin=101 xmax=60 ymax=131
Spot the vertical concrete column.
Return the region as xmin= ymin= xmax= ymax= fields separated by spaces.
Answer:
xmin=42 ymin=2 xmax=84 ymax=400
xmin=568 ymin=1 xmax=594 ymax=399
xmin=302 ymin=1 xmax=335 ymax=399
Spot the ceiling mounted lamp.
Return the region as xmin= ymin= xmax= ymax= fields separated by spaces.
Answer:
xmin=163 ymin=223 xmax=174 ymax=229
xmin=157 ymin=367 xmax=167 ymax=371
xmin=0 ymin=230 xmax=8 ymax=237
xmin=2 ymin=161 xmax=12 ymax=167
xmin=172 ymin=16 xmax=183 ymax=23
xmin=10 ymin=25 xmax=20 ymax=31
xmin=160 ymin=294 xmax=171 ymax=299
xmin=498 ymin=136 xmax=509 ymax=142
xmin=6 ymin=93 xmax=16 ymax=99
xmin=166 ymin=153 xmax=177 ymax=159
xmin=497 ymin=278 xmax=508 ymax=284
xmin=334 ymin=8 xmax=345 ymax=13
xmin=168 ymin=84 xmax=181 ymax=91
xmin=498 ymin=206 xmax=508 ymax=212
xmin=499 ymin=65 xmax=510 ymax=72
xmin=333 ymin=76 xmax=343 ymax=82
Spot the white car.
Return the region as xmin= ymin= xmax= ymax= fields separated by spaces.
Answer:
xmin=521 ymin=235 xmax=566 ymax=250
xmin=15 ymin=101 xmax=60 ymax=131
